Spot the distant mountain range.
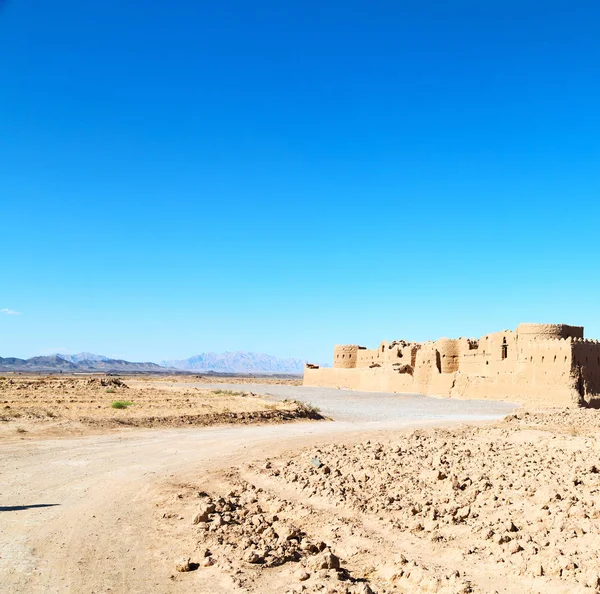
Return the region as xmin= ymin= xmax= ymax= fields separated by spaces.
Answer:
xmin=0 ymin=351 xmax=319 ymax=374
xmin=0 ymin=354 xmax=167 ymax=373
xmin=58 ymin=352 xmax=113 ymax=364
xmin=162 ymin=352 xmax=308 ymax=374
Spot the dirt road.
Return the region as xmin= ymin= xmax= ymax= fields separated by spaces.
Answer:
xmin=0 ymin=386 xmax=515 ymax=593
xmin=170 ymin=381 xmax=518 ymax=423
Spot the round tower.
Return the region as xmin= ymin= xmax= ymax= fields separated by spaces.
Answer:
xmin=333 ymin=345 xmax=360 ymax=369
xmin=517 ymin=323 xmax=584 ymax=342
xmin=435 ymin=338 xmax=461 ymax=373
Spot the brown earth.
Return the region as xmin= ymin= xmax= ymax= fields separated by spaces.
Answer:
xmin=3 ymin=376 xmax=600 ymax=593
xmin=0 ymin=375 xmax=317 ymax=439
xmin=170 ymin=409 xmax=600 ymax=594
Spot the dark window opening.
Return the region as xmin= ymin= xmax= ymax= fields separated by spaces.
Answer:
xmin=501 ymin=337 xmax=508 ymax=360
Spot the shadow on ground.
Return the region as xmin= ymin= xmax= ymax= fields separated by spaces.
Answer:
xmin=0 ymin=504 xmax=60 ymax=512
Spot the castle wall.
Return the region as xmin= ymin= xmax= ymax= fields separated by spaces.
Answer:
xmin=356 ymin=343 xmax=389 ymax=368
xmin=449 ymin=371 xmax=580 ymax=407
xmin=458 ymin=339 xmax=483 ymax=375
xmin=460 ymin=338 xmax=580 ymax=406
xmin=461 ymin=330 xmax=518 ymax=377
xmin=303 ymin=365 xmax=415 ymax=393
xmin=572 ymin=340 xmax=600 ymax=406
xmin=354 ymin=341 xmax=418 ymax=368
xmin=305 ymin=361 xmax=581 ymax=407
xmin=305 ymin=323 xmax=600 ymax=408
xmin=382 ymin=342 xmax=405 ymax=366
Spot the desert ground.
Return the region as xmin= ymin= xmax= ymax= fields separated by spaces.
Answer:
xmin=0 ymin=375 xmax=315 ymax=439
xmin=2 ymin=376 xmax=600 ymax=593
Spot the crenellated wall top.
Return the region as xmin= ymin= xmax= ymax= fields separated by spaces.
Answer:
xmin=517 ymin=323 xmax=584 ymax=341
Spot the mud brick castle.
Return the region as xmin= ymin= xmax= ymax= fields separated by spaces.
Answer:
xmin=303 ymin=324 xmax=600 ymax=406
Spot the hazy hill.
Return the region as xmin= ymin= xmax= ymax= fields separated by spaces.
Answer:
xmin=58 ymin=352 xmax=112 ymax=364
xmin=0 ymin=351 xmax=320 ymax=374
xmin=0 ymin=354 xmax=168 ymax=373
xmin=0 ymin=355 xmax=79 ymax=372
xmin=162 ymin=351 xmax=307 ymax=374
xmin=75 ymin=358 xmax=166 ymax=372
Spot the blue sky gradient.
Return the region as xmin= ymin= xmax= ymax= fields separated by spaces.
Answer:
xmin=1 ymin=1 xmax=599 ymax=362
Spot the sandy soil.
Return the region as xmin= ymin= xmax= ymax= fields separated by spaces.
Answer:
xmin=3 ymin=379 xmax=600 ymax=593
xmin=168 ymin=409 xmax=600 ymax=594
xmin=0 ymin=418 xmax=421 ymax=594
xmin=0 ymin=376 xmax=316 ymax=439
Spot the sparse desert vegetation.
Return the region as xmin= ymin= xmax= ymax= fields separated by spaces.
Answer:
xmin=111 ymin=400 xmax=133 ymax=409
xmin=0 ymin=375 xmax=322 ymax=438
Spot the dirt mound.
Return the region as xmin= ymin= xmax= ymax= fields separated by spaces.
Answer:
xmin=85 ymin=376 xmax=128 ymax=389
xmin=171 ymin=411 xmax=600 ymax=593
xmin=504 ymin=408 xmax=600 ymax=432
xmin=0 ymin=375 xmax=128 ymax=393
xmin=188 ymin=480 xmax=380 ymax=593
xmin=80 ymin=407 xmax=323 ymax=428
xmin=252 ymin=421 xmax=600 ymax=591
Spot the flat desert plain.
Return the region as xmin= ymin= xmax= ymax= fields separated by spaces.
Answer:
xmin=2 ymin=375 xmax=600 ymax=594
xmin=0 ymin=375 xmax=314 ymax=439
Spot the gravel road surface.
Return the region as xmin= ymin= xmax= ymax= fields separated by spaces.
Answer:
xmin=183 ymin=383 xmax=518 ymax=424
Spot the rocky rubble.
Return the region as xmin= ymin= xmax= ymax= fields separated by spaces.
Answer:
xmin=170 ymin=411 xmax=600 ymax=592
xmin=504 ymin=408 xmax=600 ymax=432
xmin=190 ymin=483 xmax=378 ymax=593
xmin=253 ymin=419 xmax=600 ymax=592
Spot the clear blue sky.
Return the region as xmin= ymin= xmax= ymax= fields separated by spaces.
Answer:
xmin=1 ymin=1 xmax=599 ymax=363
